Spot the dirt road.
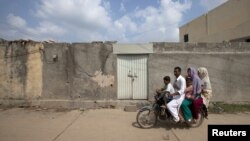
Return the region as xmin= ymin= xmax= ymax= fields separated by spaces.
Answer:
xmin=0 ymin=108 xmax=249 ymax=141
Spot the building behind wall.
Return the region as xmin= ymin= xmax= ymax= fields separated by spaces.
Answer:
xmin=179 ymin=0 xmax=250 ymax=43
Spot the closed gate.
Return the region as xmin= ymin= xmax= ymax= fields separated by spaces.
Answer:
xmin=117 ymin=55 xmax=148 ymax=99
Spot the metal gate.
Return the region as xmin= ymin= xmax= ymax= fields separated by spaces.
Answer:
xmin=117 ymin=55 xmax=148 ymax=99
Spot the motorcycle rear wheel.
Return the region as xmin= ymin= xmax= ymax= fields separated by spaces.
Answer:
xmin=188 ymin=112 xmax=204 ymax=128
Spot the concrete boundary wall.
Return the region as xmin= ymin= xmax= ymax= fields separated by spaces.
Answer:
xmin=0 ymin=41 xmax=117 ymax=108
xmin=149 ymin=42 xmax=250 ymax=103
xmin=51 ymin=42 xmax=116 ymax=100
xmin=0 ymin=41 xmax=250 ymax=108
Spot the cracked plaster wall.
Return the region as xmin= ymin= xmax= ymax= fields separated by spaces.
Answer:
xmin=0 ymin=41 xmax=43 ymax=100
xmin=0 ymin=41 xmax=117 ymax=102
xmin=1 ymin=40 xmax=250 ymax=104
xmin=42 ymin=42 xmax=117 ymax=100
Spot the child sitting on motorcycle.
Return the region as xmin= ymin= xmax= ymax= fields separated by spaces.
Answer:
xmin=155 ymin=76 xmax=175 ymax=108
xmin=180 ymin=75 xmax=197 ymax=124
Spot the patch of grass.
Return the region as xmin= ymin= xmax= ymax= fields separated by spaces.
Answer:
xmin=209 ymin=102 xmax=250 ymax=113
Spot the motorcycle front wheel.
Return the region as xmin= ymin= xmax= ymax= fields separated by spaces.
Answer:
xmin=136 ymin=108 xmax=157 ymax=129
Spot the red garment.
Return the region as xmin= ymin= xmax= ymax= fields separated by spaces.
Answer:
xmin=192 ymin=97 xmax=203 ymax=119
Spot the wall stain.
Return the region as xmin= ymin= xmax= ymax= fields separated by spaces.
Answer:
xmin=91 ymin=70 xmax=114 ymax=88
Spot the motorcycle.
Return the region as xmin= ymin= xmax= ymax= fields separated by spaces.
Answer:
xmin=136 ymin=95 xmax=208 ymax=128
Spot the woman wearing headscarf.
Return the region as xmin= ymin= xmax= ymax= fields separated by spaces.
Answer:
xmin=187 ymin=67 xmax=203 ymax=121
xmin=198 ymin=67 xmax=212 ymax=108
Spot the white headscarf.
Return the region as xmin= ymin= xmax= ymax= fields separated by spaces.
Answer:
xmin=198 ymin=67 xmax=212 ymax=90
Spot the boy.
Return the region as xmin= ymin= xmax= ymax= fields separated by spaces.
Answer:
xmin=155 ymin=76 xmax=175 ymax=108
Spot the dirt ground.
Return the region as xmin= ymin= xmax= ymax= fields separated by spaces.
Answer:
xmin=0 ymin=108 xmax=250 ymax=141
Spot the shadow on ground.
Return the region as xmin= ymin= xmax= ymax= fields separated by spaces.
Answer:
xmin=131 ymin=120 xmax=190 ymax=130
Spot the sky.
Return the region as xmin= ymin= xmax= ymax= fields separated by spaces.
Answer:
xmin=0 ymin=0 xmax=228 ymax=43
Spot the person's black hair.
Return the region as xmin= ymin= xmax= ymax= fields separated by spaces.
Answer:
xmin=174 ymin=66 xmax=181 ymax=72
xmin=163 ymin=76 xmax=171 ymax=81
